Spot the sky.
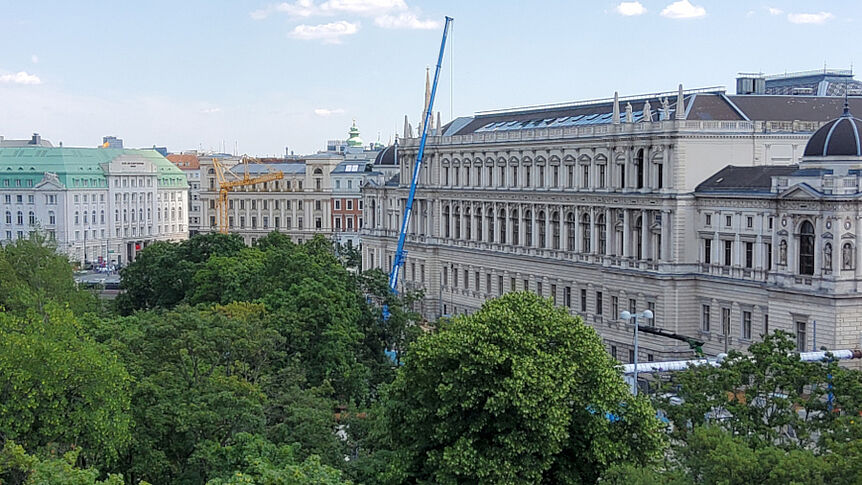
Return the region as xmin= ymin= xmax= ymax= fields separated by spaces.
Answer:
xmin=0 ymin=0 xmax=859 ymax=156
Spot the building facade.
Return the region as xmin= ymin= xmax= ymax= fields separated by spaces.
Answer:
xmin=0 ymin=146 xmax=189 ymax=266
xmin=167 ymin=153 xmax=202 ymax=235
xmin=361 ymin=85 xmax=862 ymax=361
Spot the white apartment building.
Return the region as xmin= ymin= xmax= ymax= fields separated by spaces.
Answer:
xmin=0 ymin=146 xmax=189 ymax=266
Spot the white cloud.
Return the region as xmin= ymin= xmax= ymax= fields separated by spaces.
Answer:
xmin=289 ymin=21 xmax=359 ymax=43
xmin=614 ymin=1 xmax=646 ymax=16
xmin=374 ymin=13 xmax=440 ymax=29
xmin=319 ymin=0 xmax=406 ymax=15
xmin=660 ymin=0 xmax=706 ymax=19
xmin=314 ymin=108 xmax=345 ymax=116
xmin=0 ymin=71 xmax=42 ymax=85
xmin=30 ymin=54 xmax=39 ymax=64
xmin=787 ymin=11 xmax=834 ymax=24
xmin=767 ymin=7 xmax=783 ymax=16
xmin=251 ymin=0 xmax=316 ymax=19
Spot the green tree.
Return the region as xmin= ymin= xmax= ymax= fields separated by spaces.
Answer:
xmin=384 ymin=292 xmax=665 ymax=485
xmin=195 ymin=433 xmax=349 ymax=485
xmin=0 ymin=306 xmax=131 ymax=467
xmin=0 ymin=235 xmax=99 ymax=316
xmin=115 ymin=233 xmax=245 ymax=314
xmin=0 ymin=441 xmax=131 ymax=485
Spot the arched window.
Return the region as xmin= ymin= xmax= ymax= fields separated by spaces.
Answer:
xmin=843 ymin=242 xmax=855 ymax=270
xmin=92 ymin=210 xmax=96 ymax=224
xmin=48 ymin=211 xmax=55 ymax=225
xmin=581 ymin=213 xmax=591 ymax=253
xmin=474 ymin=209 xmax=482 ymax=242
xmin=74 ymin=211 xmax=79 ymax=224
xmin=510 ymin=209 xmax=519 ymax=245
xmin=524 ymin=210 xmax=533 ymax=246
xmin=453 ymin=206 xmax=461 ymax=239
xmin=635 ymin=216 xmax=643 ymax=260
xmin=28 ymin=211 xmax=35 ymax=225
xmin=486 ymin=208 xmax=494 ymax=243
xmin=463 ymin=163 xmax=471 ymax=186
xmin=551 ymin=211 xmax=560 ymax=249
xmin=538 ymin=210 xmax=546 ymax=248
xmin=799 ymin=221 xmax=814 ymax=275
xmin=464 ymin=207 xmax=472 ymax=240
xmin=5 ymin=211 xmax=11 ymax=224
xmin=498 ymin=209 xmax=506 ymax=244
xmin=597 ymin=214 xmax=607 ymax=254
xmin=566 ymin=212 xmax=576 ymax=250
xmin=100 ymin=210 xmax=105 ymax=224
xmin=140 ymin=208 xmax=144 ymax=221
xmin=313 ymin=168 xmax=323 ymax=175
xmin=443 ymin=206 xmax=450 ymax=238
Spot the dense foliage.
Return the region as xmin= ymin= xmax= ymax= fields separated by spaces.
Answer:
xmin=8 ymin=233 xmax=862 ymax=484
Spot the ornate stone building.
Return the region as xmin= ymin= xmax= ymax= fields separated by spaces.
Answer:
xmin=0 ymin=145 xmax=188 ymax=266
xmin=361 ymin=86 xmax=862 ymax=361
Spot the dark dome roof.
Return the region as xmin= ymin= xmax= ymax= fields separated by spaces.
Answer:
xmin=374 ymin=144 xmax=398 ymax=166
xmin=804 ymin=106 xmax=862 ymax=157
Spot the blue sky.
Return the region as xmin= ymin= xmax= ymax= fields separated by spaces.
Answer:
xmin=0 ymin=1 xmax=858 ymax=155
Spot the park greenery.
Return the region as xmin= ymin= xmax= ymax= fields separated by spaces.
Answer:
xmin=3 ymin=232 xmax=862 ymax=484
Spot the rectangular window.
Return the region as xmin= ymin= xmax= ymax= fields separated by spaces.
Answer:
xmin=475 ymin=271 xmax=480 ymax=291
xmin=629 ymin=349 xmax=635 ymax=363
xmin=611 ymin=345 xmax=617 ymax=359
xmin=647 ymin=301 xmax=655 ymax=326
xmin=705 ymin=213 xmax=711 ymax=226
xmin=599 ymin=164 xmax=606 ymax=188
xmin=487 ymin=274 xmax=493 ymax=294
xmin=796 ymin=321 xmax=807 ymax=351
xmin=745 ymin=242 xmax=753 ymax=268
xmin=704 ymin=239 xmax=712 ymax=264
xmin=722 ymin=308 xmax=731 ymax=336
xmin=564 ymin=286 xmax=572 ymax=307
xmin=629 ymin=298 xmax=636 ymax=314
xmin=498 ymin=275 xmax=503 ymax=296
xmin=510 ymin=277 xmax=516 ymax=292
xmin=464 ymin=269 xmax=469 ymax=289
xmin=764 ymin=314 xmax=769 ymax=336
xmin=768 ymin=217 xmax=774 ymax=230
xmin=421 ymin=264 xmax=426 ymax=283
xmin=766 ymin=243 xmax=773 ymax=270
xmin=582 ymin=164 xmax=590 ymax=188
xmin=335 ymin=200 xmax=341 ymax=210
xmin=596 ymin=291 xmax=603 ymax=315
xmin=702 ymin=305 xmax=711 ymax=332
xmin=443 ymin=267 xmax=448 ymax=286
xmin=580 ymin=288 xmax=587 ymax=312
xmin=612 ymin=296 xmax=619 ymax=319
xmin=724 ymin=240 xmax=732 ymax=266
xmin=524 ymin=279 xmax=529 ymax=291
xmin=742 ymin=311 xmax=752 ymax=340
xmin=746 ymin=216 xmax=753 ymax=228
xmin=347 ymin=200 xmax=353 ymax=210
xmin=536 ymin=281 xmax=543 ymax=296
xmin=551 ymin=284 xmax=557 ymax=305
xmin=725 ymin=215 xmax=732 ymax=227
xmin=452 ymin=268 xmax=458 ymax=287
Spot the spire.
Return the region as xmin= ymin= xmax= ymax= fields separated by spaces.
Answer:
xmin=675 ymin=84 xmax=685 ymax=120
xmin=404 ymin=115 xmax=410 ymax=139
xmin=612 ymin=91 xmax=620 ymax=124
xmin=423 ymin=67 xmax=431 ymax=127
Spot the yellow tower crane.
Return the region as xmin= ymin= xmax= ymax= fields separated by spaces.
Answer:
xmin=212 ymin=155 xmax=284 ymax=234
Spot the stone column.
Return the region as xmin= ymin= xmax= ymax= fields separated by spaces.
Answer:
xmin=661 ymin=209 xmax=671 ymax=262
xmin=518 ymin=204 xmax=525 ymax=245
xmin=622 ymin=209 xmax=631 ymax=257
xmin=531 ymin=205 xmax=537 ymax=247
xmin=560 ymin=206 xmax=569 ymax=252
xmin=814 ymin=216 xmax=823 ymax=275
xmin=589 ymin=206 xmax=597 ymax=254
xmin=640 ymin=209 xmax=649 ymax=260
xmin=574 ymin=207 xmax=582 ymax=253
xmin=856 ymin=216 xmax=862 ymax=279
xmin=605 ymin=207 xmax=613 ymax=256
xmin=544 ymin=204 xmax=551 ymax=249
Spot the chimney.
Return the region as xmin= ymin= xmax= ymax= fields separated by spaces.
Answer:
xmin=30 ymin=133 xmax=41 ymax=145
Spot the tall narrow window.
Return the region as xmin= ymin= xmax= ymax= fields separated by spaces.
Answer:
xmin=796 ymin=321 xmax=807 ymax=351
xmin=704 ymin=239 xmax=712 ymax=264
xmin=581 ymin=213 xmax=591 ymax=253
xmin=597 ymin=214 xmax=606 ymax=254
xmin=511 ymin=210 xmax=519 ymax=245
xmin=635 ymin=148 xmax=645 ymax=189
xmin=799 ymin=221 xmax=815 ymax=275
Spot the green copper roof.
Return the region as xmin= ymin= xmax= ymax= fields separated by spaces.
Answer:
xmin=346 ymin=120 xmax=363 ymax=147
xmin=0 ymin=147 xmax=188 ymax=189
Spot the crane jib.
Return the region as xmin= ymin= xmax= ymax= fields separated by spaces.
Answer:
xmin=388 ymin=16 xmax=453 ymax=294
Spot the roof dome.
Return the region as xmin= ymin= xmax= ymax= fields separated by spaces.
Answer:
xmin=803 ymin=104 xmax=862 ymax=157
xmin=346 ymin=120 xmax=363 ymax=148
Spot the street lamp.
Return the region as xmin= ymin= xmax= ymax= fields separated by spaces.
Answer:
xmin=620 ymin=308 xmax=653 ymax=396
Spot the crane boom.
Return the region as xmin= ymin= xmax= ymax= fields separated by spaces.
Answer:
xmin=388 ymin=16 xmax=453 ymax=293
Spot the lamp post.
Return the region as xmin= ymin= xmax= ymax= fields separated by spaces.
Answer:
xmin=620 ymin=308 xmax=654 ymax=396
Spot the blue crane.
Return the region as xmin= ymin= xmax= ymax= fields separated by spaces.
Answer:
xmin=388 ymin=16 xmax=453 ymax=294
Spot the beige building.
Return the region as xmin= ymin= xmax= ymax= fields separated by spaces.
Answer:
xmin=361 ymin=85 xmax=862 ymax=361
xmin=199 ymin=153 xmax=342 ymax=244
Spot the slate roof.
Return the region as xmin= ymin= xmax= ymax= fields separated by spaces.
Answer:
xmin=695 ymin=165 xmax=799 ymax=193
